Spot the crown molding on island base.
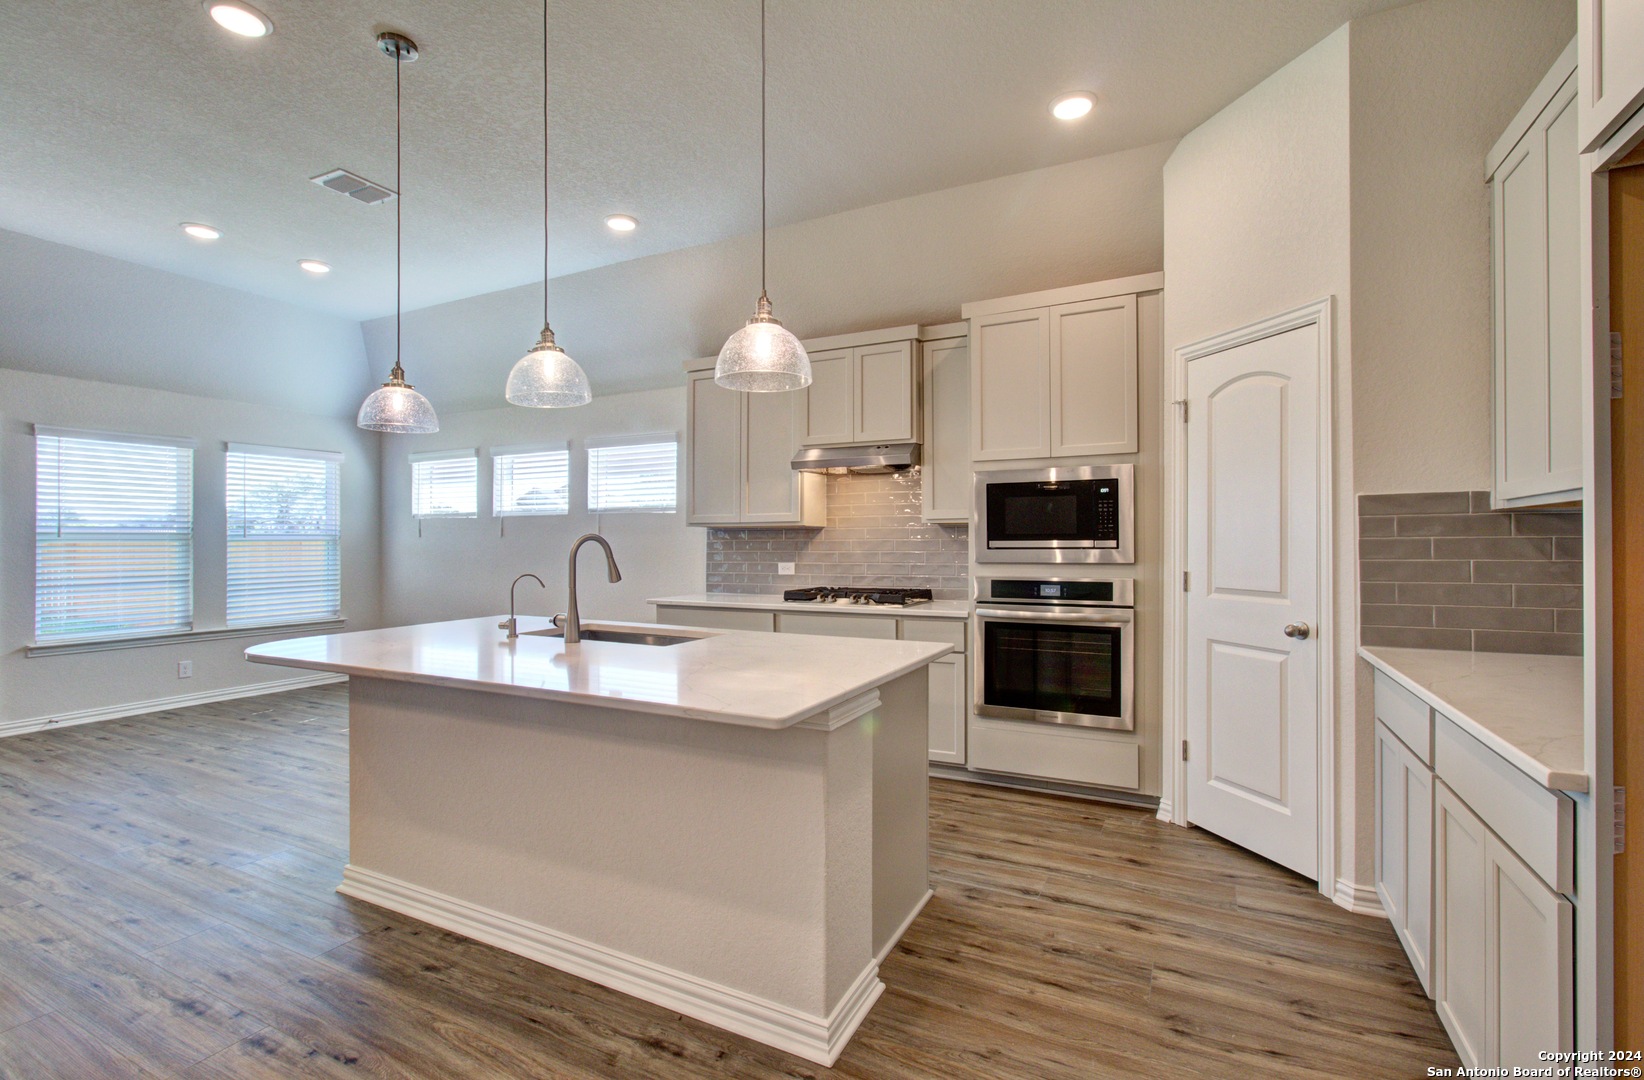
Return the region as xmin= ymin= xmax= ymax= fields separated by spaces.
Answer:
xmin=0 ymin=673 xmax=346 ymax=740
xmin=338 ymin=864 xmax=885 ymax=1068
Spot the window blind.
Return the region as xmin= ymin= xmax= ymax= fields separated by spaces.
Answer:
xmin=410 ymin=450 xmax=478 ymax=518
xmin=226 ymin=445 xmax=342 ymax=627
xmin=586 ymin=435 xmax=678 ymax=513
xmin=34 ymin=428 xmax=194 ymax=643
xmin=492 ymin=444 xmax=569 ymax=516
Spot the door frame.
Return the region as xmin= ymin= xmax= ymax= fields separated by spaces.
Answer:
xmin=1162 ymin=297 xmax=1336 ymax=900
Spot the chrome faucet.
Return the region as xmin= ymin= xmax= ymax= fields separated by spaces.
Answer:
xmin=557 ymin=533 xmax=622 ymax=644
xmin=499 ymin=573 xmax=545 ymax=639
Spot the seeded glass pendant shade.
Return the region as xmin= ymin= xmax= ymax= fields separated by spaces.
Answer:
xmin=506 ymin=324 xmax=591 ymax=407
xmin=358 ymin=31 xmax=438 ymax=434
xmin=506 ymin=0 xmax=591 ymax=409
xmin=714 ymin=0 xmax=810 ymax=393
xmin=716 ymin=293 xmax=810 ymax=392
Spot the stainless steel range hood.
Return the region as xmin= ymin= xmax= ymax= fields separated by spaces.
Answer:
xmin=791 ymin=443 xmax=921 ymax=473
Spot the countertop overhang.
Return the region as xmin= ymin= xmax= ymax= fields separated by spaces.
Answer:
xmin=1359 ymin=645 xmax=1585 ymax=792
xmin=246 ymin=616 xmax=950 ymax=730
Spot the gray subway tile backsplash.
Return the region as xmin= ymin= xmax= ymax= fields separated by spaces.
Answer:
xmin=1358 ymin=491 xmax=1581 ymax=655
xmin=706 ymin=468 xmax=969 ymax=600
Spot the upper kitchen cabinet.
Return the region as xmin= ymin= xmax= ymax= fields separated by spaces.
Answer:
xmin=1488 ymin=43 xmax=1583 ymax=508
xmin=962 ymin=273 xmax=1162 ymax=462
xmin=1578 ymin=1 xmax=1644 ymax=152
xmin=797 ymin=328 xmax=919 ymax=447
xmin=921 ymin=324 xmax=971 ymax=523
xmin=684 ymin=363 xmax=826 ymax=527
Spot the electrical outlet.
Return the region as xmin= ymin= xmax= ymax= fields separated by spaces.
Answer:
xmin=177 ymin=660 xmax=193 ymax=679
xmin=777 ymin=562 xmax=796 ymax=576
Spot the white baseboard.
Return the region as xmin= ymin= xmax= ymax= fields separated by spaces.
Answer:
xmin=0 ymin=673 xmax=346 ymax=740
xmin=876 ymin=888 xmax=934 ymax=965
xmin=338 ymin=864 xmax=884 ymax=1067
xmin=1332 ymin=877 xmax=1387 ymax=918
xmin=1155 ymin=798 xmax=1174 ymax=824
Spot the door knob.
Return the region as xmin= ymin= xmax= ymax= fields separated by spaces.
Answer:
xmin=1283 ymin=622 xmax=1311 ymax=640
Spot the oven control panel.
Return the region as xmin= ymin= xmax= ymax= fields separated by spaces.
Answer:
xmin=975 ymin=577 xmax=1134 ymax=608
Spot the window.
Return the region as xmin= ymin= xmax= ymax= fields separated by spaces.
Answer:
xmin=586 ymin=435 xmax=678 ymax=513
xmin=492 ymin=444 xmax=569 ymax=516
xmin=410 ymin=450 xmax=478 ymax=518
xmin=226 ymin=444 xmax=342 ymax=627
xmin=34 ymin=427 xmax=195 ymax=643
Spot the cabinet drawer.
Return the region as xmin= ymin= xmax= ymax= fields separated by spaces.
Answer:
xmin=1375 ymin=670 xmax=1433 ymax=764
xmin=1435 ymin=715 xmax=1573 ymax=894
xmin=775 ymin=612 xmax=899 ymax=640
xmin=900 ymin=619 xmax=965 ymax=654
xmin=654 ymin=606 xmax=774 ymax=633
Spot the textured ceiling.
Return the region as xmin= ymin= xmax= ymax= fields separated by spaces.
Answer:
xmin=0 ymin=0 xmax=1415 ymax=321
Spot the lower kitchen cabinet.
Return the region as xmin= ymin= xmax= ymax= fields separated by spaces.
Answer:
xmin=1433 ymin=779 xmax=1573 ymax=1070
xmin=925 ymin=654 xmax=966 ymax=765
xmin=1375 ymin=720 xmax=1433 ymax=995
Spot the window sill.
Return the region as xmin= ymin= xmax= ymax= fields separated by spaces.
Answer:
xmin=27 ymin=619 xmax=347 ymax=658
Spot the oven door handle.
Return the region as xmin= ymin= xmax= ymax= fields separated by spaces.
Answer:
xmin=974 ymin=606 xmax=1133 ymax=623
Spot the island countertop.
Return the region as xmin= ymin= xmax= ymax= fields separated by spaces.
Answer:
xmin=246 ymin=616 xmax=950 ymax=730
xmin=1359 ymin=645 xmax=1585 ymax=792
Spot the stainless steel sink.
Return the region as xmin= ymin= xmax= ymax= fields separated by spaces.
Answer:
xmin=522 ymin=627 xmax=697 ymax=647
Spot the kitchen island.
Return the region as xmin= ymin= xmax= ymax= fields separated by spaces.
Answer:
xmin=246 ymin=616 xmax=949 ymax=1066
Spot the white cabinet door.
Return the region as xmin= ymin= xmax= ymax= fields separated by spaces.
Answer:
xmin=1376 ymin=721 xmax=1434 ymax=996
xmin=1435 ymin=781 xmax=1490 ymax=1068
xmin=855 ymin=341 xmax=916 ymax=443
xmin=1486 ymin=831 xmax=1573 ymax=1068
xmin=1579 ymin=0 xmax=1644 ymax=151
xmin=971 ymin=309 xmax=1050 ymax=460
xmin=686 ymin=371 xmax=742 ymax=525
xmin=744 ymin=389 xmax=817 ymax=525
xmin=921 ymin=337 xmax=970 ymax=523
xmin=1493 ymin=70 xmax=1583 ymax=507
xmin=926 ymin=654 xmax=966 ymax=765
xmin=1050 ymin=295 xmax=1138 ymax=456
xmin=801 ymin=348 xmax=855 ymax=446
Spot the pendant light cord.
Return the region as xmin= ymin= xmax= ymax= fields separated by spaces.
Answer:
xmin=552 ymin=0 xmax=558 ymax=323
xmin=760 ymin=0 xmax=767 ymax=298
xmin=395 ymin=45 xmax=403 ymax=373
xmin=543 ymin=0 xmax=550 ymax=325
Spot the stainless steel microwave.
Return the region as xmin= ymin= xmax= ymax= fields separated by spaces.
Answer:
xmin=974 ymin=464 xmax=1134 ymax=564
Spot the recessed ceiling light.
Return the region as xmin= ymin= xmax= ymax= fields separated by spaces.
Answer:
xmin=1051 ymin=92 xmax=1095 ymax=121
xmin=205 ymin=1 xmax=273 ymax=38
xmin=181 ymin=222 xmax=222 ymax=240
xmin=605 ymin=214 xmax=638 ymax=232
xmin=298 ymin=259 xmax=331 ymax=274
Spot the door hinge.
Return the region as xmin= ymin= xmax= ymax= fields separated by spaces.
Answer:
xmin=1173 ymin=398 xmax=1189 ymax=422
xmin=1182 ymin=739 xmax=1190 ymax=762
xmin=1612 ymin=332 xmax=1624 ymax=400
xmin=1182 ymin=571 xmax=1191 ymax=592
xmin=1617 ymin=786 xmax=1627 ymax=855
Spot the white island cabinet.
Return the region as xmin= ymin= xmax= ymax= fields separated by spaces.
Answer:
xmin=247 ymin=617 xmax=948 ymax=1067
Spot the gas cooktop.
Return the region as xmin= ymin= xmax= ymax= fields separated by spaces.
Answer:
xmin=782 ymin=586 xmax=934 ymax=607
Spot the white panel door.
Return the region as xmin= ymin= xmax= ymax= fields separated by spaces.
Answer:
xmin=921 ymin=337 xmax=971 ymax=523
xmin=1050 ymin=294 xmax=1138 ymax=456
xmin=743 ymin=389 xmax=803 ymax=523
xmin=685 ymin=371 xmax=742 ymax=525
xmin=1435 ymin=780 xmax=1490 ymax=1068
xmin=800 ymin=348 xmax=854 ymax=446
xmin=970 ymin=309 xmax=1050 ymax=460
xmin=925 ymin=654 xmax=966 ymax=765
xmin=1185 ymin=324 xmax=1320 ymax=879
xmin=854 ymin=341 xmax=916 ymax=443
xmin=1579 ymin=0 xmax=1644 ymax=151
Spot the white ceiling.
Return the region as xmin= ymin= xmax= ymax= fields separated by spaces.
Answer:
xmin=0 ymin=0 xmax=1414 ymax=322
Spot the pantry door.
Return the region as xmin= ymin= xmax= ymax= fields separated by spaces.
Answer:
xmin=1183 ymin=305 xmax=1330 ymax=881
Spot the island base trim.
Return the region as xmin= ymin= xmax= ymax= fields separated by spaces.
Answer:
xmin=875 ymin=887 xmax=934 ymax=965
xmin=1333 ymin=877 xmax=1387 ymax=918
xmin=337 ymin=864 xmax=885 ymax=1067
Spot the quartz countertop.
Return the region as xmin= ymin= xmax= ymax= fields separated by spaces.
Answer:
xmin=247 ymin=617 xmax=949 ymax=730
xmin=1359 ymin=646 xmax=1585 ymax=792
xmin=649 ymin=593 xmax=972 ymax=621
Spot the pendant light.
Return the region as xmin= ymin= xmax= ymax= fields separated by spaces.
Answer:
xmin=505 ymin=0 xmax=591 ymax=408
xmin=358 ymin=32 xmax=439 ymax=434
xmin=714 ymin=0 xmax=810 ymax=392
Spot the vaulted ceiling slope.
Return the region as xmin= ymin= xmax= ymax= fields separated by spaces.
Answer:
xmin=1 ymin=0 xmax=1414 ymax=322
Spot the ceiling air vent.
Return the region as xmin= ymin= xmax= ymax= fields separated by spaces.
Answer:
xmin=309 ymin=168 xmax=396 ymax=205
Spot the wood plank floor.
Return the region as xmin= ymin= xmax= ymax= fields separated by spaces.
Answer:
xmin=0 ymin=684 xmax=1457 ymax=1078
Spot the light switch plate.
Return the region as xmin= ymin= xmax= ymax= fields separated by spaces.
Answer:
xmin=777 ymin=562 xmax=796 ymax=576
